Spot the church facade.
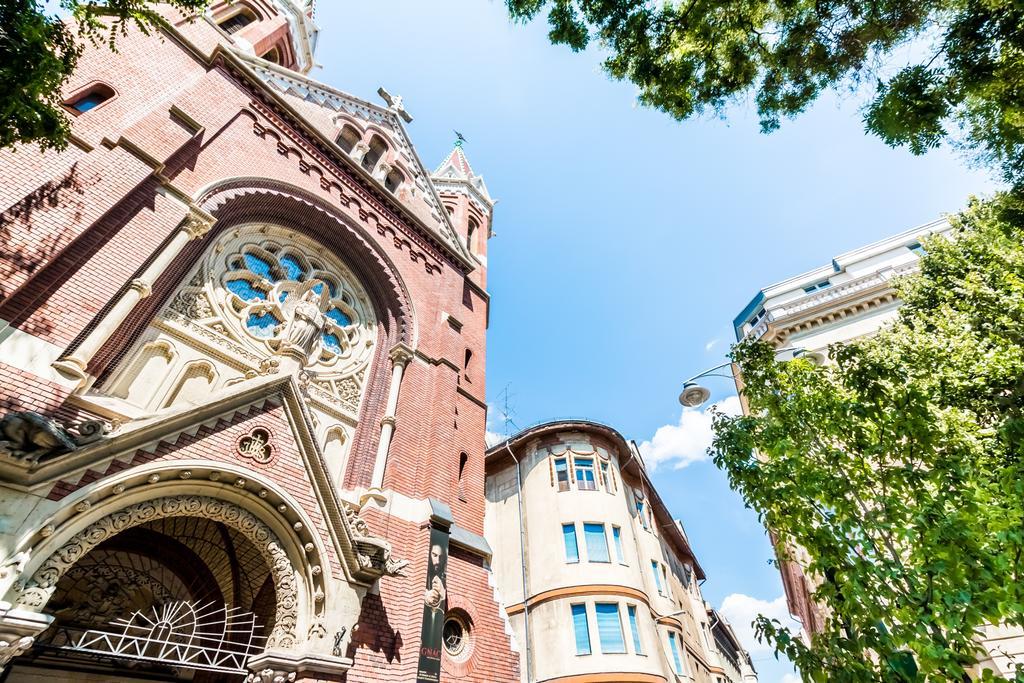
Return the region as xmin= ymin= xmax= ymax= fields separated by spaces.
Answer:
xmin=0 ymin=2 xmax=518 ymax=681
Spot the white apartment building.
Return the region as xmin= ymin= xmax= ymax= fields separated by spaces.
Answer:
xmin=485 ymin=420 xmax=758 ymax=683
xmin=733 ymin=218 xmax=1023 ymax=677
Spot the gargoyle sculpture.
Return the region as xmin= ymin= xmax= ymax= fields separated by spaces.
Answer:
xmin=0 ymin=411 xmax=113 ymax=464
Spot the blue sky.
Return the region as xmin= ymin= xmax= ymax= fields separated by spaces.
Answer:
xmin=314 ymin=2 xmax=996 ymax=680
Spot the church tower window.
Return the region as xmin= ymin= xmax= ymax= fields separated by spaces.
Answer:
xmin=384 ymin=168 xmax=404 ymax=193
xmin=337 ymin=125 xmax=361 ymax=153
xmin=217 ymin=6 xmax=257 ymax=34
xmin=261 ymin=46 xmax=282 ymax=64
xmin=361 ymin=135 xmax=387 ymax=173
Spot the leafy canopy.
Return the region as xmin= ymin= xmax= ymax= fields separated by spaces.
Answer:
xmin=712 ymin=193 xmax=1024 ymax=681
xmin=505 ymin=0 xmax=1024 ymax=186
xmin=1 ymin=0 xmax=209 ymax=152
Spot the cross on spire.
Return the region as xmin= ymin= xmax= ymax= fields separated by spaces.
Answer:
xmin=377 ymin=87 xmax=413 ymax=123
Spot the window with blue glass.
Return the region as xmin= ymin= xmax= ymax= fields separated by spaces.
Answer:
xmin=221 ymin=244 xmax=358 ymax=360
xmin=66 ymin=84 xmax=115 ymax=114
xmin=652 ymin=560 xmax=663 ymax=594
xmin=595 ymin=603 xmax=626 ymax=653
xmin=574 ymin=457 xmax=596 ymax=490
xmin=803 ymin=279 xmax=832 ymax=293
xmin=562 ymin=523 xmax=579 ymax=563
xmin=668 ymin=632 xmax=684 ymax=674
xmin=584 ymin=523 xmax=609 ymax=563
xmin=571 ymin=604 xmax=591 ymax=655
xmin=909 ymin=241 xmax=926 ymax=255
xmin=612 ymin=526 xmax=626 ymax=564
xmin=627 ymin=605 xmax=643 ymax=654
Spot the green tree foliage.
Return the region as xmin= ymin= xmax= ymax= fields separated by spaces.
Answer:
xmin=712 ymin=193 xmax=1024 ymax=681
xmin=505 ymin=0 xmax=1024 ymax=185
xmin=0 ymin=0 xmax=209 ymax=152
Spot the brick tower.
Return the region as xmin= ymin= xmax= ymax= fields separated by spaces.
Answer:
xmin=0 ymin=2 xmax=517 ymax=682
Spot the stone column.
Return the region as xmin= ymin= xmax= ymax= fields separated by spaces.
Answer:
xmin=369 ymin=344 xmax=413 ymax=489
xmin=52 ymin=208 xmax=216 ymax=387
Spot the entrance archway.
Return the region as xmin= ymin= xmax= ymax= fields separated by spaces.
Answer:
xmin=8 ymin=496 xmax=303 ymax=681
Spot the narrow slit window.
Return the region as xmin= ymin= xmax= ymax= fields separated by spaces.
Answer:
xmin=612 ymin=526 xmax=625 ymax=564
xmin=562 ymin=523 xmax=579 ymax=563
xmin=571 ymin=604 xmax=591 ymax=655
xmin=651 ymin=561 xmax=662 ymax=594
xmin=627 ymin=605 xmax=643 ymax=654
xmin=554 ymin=457 xmax=570 ymax=491
xmin=668 ymin=632 xmax=684 ymax=674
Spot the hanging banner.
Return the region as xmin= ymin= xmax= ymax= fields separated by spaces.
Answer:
xmin=416 ymin=523 xmax=450 ymax=683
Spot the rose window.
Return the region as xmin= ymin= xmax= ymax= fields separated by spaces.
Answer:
xmin=207 ymin=228 xmax=375 ymax=375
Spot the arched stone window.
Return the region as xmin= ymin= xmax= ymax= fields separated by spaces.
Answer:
xmin=323 ymin=427 xmax=348 ymax=485
xmin=384 ymin=167 xmax=404 ymax=193
xmin=336 ymin=125 xmax=361 ymax=154
xmin=466 ymin=217 xmax=479 ymax=254
xmin=361 ymin=135 xmax=387 ymax=173
xmin=110 ymin=340 xmax=176 ymax=408
xmin=261 ymin=46 xmax=281 ymax=64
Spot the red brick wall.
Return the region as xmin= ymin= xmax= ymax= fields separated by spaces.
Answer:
xmin=0 ymin=11 xmax=514 ymax=682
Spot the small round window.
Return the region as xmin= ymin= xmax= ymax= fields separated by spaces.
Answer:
xmin=442 ymin=614 xmax=469 ymax=658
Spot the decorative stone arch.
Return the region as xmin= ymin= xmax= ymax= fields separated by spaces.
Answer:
xmin=11 ymin=495 xmax=302 ymax=648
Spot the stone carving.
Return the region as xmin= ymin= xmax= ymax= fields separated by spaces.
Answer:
xmin=236 ymin=427 xmax=275 ymax=465
xmin=168 ymin=289 xmax=215 ymax=320
xmin=279 ymin=284 xmax=331 ymax=365
xmin=246 ymin=668 xmax=296 ymax=683
xmin=180 ymin=210 xmax=216 ymax=240
xmin=344 ymin=507 xmax=408 ymax=578
xmin=13 ymin=496 xmax=300 ymax=649
xmin=0 ymin=411 xmax=114 ymax=464
xmin=0 ymin=636 xmax=34 ymax=668
xmin=0 ymin=553 xmax=29 ymax=580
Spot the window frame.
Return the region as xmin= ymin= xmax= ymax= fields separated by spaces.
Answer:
xmin=554 ymin=457 xmax=570 ymax=491
xmin=651 ymin=560 xmax=663 ymax=594
xmin=571 ymin=603 xmax=591 ymax=656
xmin=627 ymin=604 xmax=643 ymax=655
xmin=562 ymin=523 xmax=580 ymax=563
xmin=583 ymin=523 xmax=610 ymax=563
xmin=612 ymin=525 xmax=626 ymax=564
xmin=574 ymin=457 xmax=597 ymax=491
xmin=668 ymin=631 xmax=685 ymax=675
xmin=594 ymin=602 xmax=627 ymax=654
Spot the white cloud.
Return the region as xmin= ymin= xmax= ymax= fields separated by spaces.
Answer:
xmin=719 ymin=593 xmax=802 ymax=656
xmin=485 ymin=430 xmax=505 ymax=447
xmin=638 ymin=395 xmax=741 ymax=470
xmin=781 ymin=674 xmax=802 ymax=683
xmin=705 ymin=338 xmax=720 ymax=352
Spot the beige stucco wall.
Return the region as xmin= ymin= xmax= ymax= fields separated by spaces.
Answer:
xmin=485 ymin=428 xmax=750 ymax=683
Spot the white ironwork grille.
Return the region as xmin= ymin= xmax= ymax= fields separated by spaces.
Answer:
xmin=55 ymin=600 xmax=265 ymax=674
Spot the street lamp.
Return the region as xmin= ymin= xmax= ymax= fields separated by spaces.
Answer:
xmin=679 ymin=347 xmax=808 ymax=408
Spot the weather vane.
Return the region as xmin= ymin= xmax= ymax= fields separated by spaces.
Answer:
xmin=453 ymin=130 xmax=467 ymax=147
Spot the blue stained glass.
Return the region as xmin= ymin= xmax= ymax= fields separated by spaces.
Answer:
xmin=321 ymin=332 xmax=342 ymax=354
xmin=326 ymin=280 xmax=338 ymax=297
xmin=246 ymin=312 xmax=280 ymax=338
xmin=312 ymin=282 xmax=325 ymax=296
xmin=243 ymin=253 xmax=273 ymax=278
xmin=279 ymin=291 xmax=289 ymax=303
xmin=226 ymin=278 xmax=266 ymax=302
xmin=279 ymin=254 xmax=305 ymax=281
xmin=326 ymin=308 xmax=351 ymax=327
xmin=595 ymin=603 xmax=625 ymax=653
xmin=571 ymin=605 xmax=591 ymax=655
